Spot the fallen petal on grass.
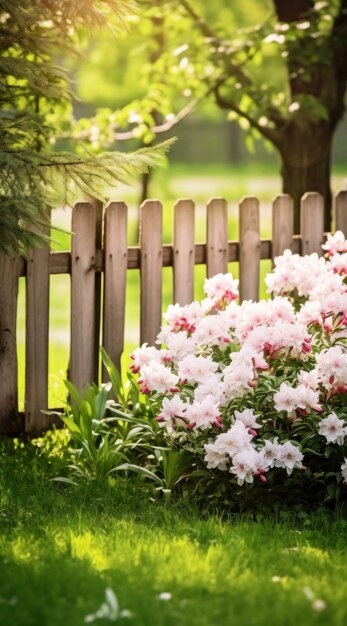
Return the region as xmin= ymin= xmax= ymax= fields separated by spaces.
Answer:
xmin=157 ymin=592 xmax=172 ymax=601
xmin=312 ymin=599 xmax=326 ymax=612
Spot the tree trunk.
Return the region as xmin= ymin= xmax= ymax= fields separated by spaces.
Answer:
xmin=277 ymin=121 xmax=332 ymax=233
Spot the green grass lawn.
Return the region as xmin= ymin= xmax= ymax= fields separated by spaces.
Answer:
xmin=1 ymin=442 xmax=347 ymax=626
xmin=16 ymin=162 xmax=347 ymax=410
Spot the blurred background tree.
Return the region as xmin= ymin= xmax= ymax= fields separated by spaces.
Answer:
xmin=68 ymin=0 xmax=347 ymax=232
xmin=0 ymin=0 xmax=171 ymax=254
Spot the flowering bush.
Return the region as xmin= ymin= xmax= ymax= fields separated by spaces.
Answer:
xmin=131 ymin=231 xmax=347 ymax=508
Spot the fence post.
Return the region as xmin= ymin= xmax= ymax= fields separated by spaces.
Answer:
xmin=25 ymin=218 xmax=50 ymax=432
xmin=300 ymin=192 xmax=324 ymax=255
xmin=239 ymin=197 xmax=260 ymax=302
xmin=173 ymin=199 xmax=195 ymax=305
xmin=70 ymin=202 xmax=97 ymax=392
xmin=103 ymin=202 xmax=128 ymax=376
xmin=140 ymin=200 xmax=163 ymax=346
xmin=0 ymin=253 xmax=21 ymax=433
xmin=272 ymin=194 xmax=294 ymax=263
xmin=335 ymin=190 xmax=347 ymax=235
xmin=206 ymin=198 xmax=228 ymax=278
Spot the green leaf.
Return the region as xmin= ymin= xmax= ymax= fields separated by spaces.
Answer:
xmin=109 ymin=463 xmax=163 ymax=484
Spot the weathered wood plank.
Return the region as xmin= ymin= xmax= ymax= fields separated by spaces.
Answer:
xmin=18 ymin=236 xmax=301 ymax=278
xmin=335 ymin=190 xmax=347 ymax=236
xmin=25 ymin=222 xmax=50 ymax=432
xmin=0 ymin=254 xmax=21 ymax=433
xmin=206 ymin=198 xmax=228 ymax=277
xmin=140 ymin=200 xmax=163 ymax=346
xmin=92 ymin=199 xmax=103 ymax=384
xmin=239 ymin=197 xmax=260 ymax=302
xmin=272 ymin=194 xmax=294 ymax=262
xmin=300 ymin=192 xmax=324 ymax=255
xmin=103 ymin=202 xmax=128 ymax=375
xmin=173 ymin=199 xmax=195 ymax=304
xmin=70 ymin=202 xmax=96 ymax=392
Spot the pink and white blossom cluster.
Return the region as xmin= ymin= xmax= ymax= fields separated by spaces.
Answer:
xmin=131 ymin=232 xmax=347 ymax=490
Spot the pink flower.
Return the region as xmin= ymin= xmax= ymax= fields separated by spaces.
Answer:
xmin=185 ymin=396 xmax=221 ymax=430
xmin=230 ymin=448 xmax=265 ymax=485
xmin=204 ymin=273 xmax=239 ymax=309
xmin=139 ymin=361 xmax=179 ymax=394
xmin=322 ymin=230 xmax=347 ymax=256
xmin=130 ymin=343 xmax=162 ymax=373
xmin=157 ymin=396 xmax=187 ymax=432
xmin=274 ymin=383 xmax=303 ymax=414
xmin=214 ymin=421 xmax=254 ymax=456
xmin=275 ymin=442 xmax=304 ymax=475
xmin=204 ymin=443 xmax=228 ymax=470
xmin=318 ymin=413 xmax=347 ymax=445
xmin=178 ymin=354 xmax=218 ymax=385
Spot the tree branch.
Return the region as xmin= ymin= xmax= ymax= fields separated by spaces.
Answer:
xmin=114 ymin=96 xmax=200 ymax=140
xmin=214 ymin=84 xmax=280 ymax=145
xmin=178 ymin=0 xmax=285 ymax=128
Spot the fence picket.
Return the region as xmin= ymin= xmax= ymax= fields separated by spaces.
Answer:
xmin=272 ymin=194 xmax=294 ymax=262
xmin=239 ymin=197 xmax=260 ymax=302
xmin=92 ymin=199 xmax=103 ymax=383
xmin=140 ymin=200 xmax=163 ymax=346
xmin=301 ymin=192 xmax=324 ymax=255
xmin=0 ymin=254 xmax=20 ymax=433
xmin=173 ymin=199 xmax=195 ymax=305
xmin=335 ymin=190 xmax=347 ymax=235
xmin=25 ymin=221 xmax=50 ymax=432
xmin=103 ymin=202 xmax=127 ymax=375
xmin=206 ymin=198 xmax=228 ymax=277
xmin=70 ymin=202 xmax=97 ymax=392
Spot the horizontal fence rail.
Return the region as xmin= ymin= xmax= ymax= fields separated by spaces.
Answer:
xmin=0 ymin=190 xmax=347 ymax=435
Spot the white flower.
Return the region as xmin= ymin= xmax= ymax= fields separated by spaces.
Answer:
xmin=222 ymin=352 xmax=254 ymax=398
xmin=275 ymin=442 xmax=304 ymax=475
xmin=233 ymin=409 xmax=261 ymax=430
xmin=318 ymin=413 xmax=347 ymax=445
xmin=327 ymin=252 xmax=347 ymax=275
xmin=297 ymin=369 xmax=319 ymax=390
xmin=265 ymin=250 xmax=328 ymax=298
xmin=185 ymin=395 xmax=221 ymax=430
xmin=158 ymin=396 xmax=187 ymax=432
xmin=139 ymin=361 xmax=179 ymax=394
xmin=230 ymin=447 xmax=263 ymax=485
xmin=158 ymin=330 xmax=195 ymax=363
xmin=315 ymin=347 xmax=347 ymax=392
xmin=164 ymin=301 xmax=205 ymax=333
xmin=340 ymin=459 xmax=347 ymax=483
xmin=130 ymin=343 xmax=162 ymax=373
xmin=322 ymin=230 xmax=347 ymax=255
xmin=204 ymin=442 xmax=228 ymax=470
xmin=204 ymin=273 xmax=239 ymax=308
xmin=296 ymin=384 xmax=322 ymax=412
xmin=259 ymin=439 xmax=280 ymax=469
xmin=194 ymin=374 xmax=226 ymax=405
xmin=274 ymin=383 xmax=302 ymax=413
xmin=178 ymin=354 xmax=218 ymax=385
xmin=214 ymin=421 xmax=253 ymax=456
xmin=192 ymin=314 xmax=231 ymax=348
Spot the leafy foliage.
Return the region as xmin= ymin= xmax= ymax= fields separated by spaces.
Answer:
xmin=68 ymin=0 xmax=347 ymax=226
xmin=0 ymin=0 xmax=172 ymax=253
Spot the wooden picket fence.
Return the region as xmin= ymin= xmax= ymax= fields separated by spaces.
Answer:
xmin=0 ymin=190 xmax=347 ymax=435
